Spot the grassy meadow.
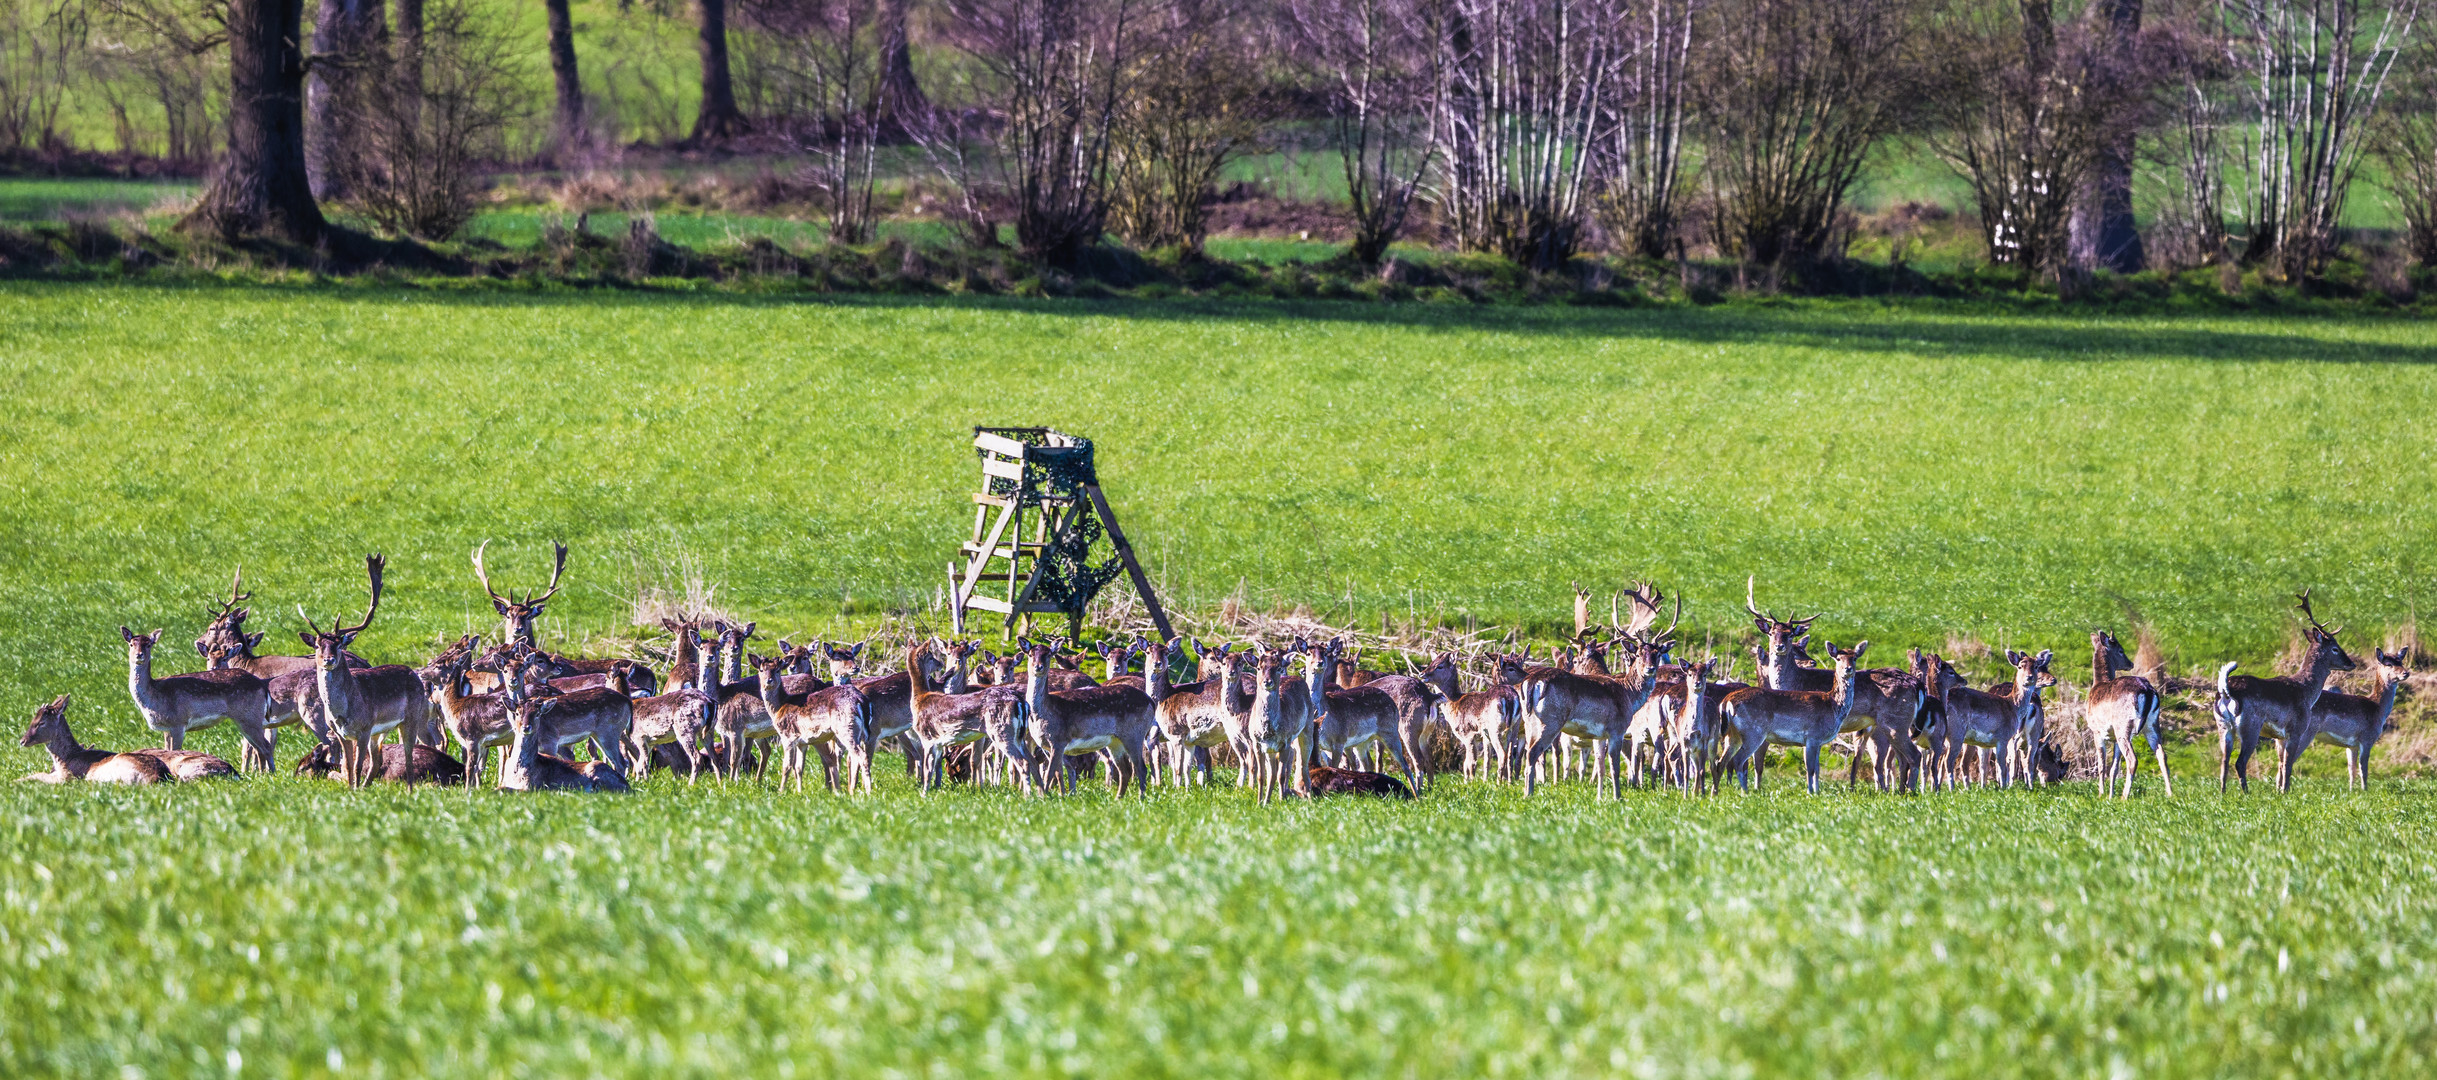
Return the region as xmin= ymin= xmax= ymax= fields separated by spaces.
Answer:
xmin=4 ymin=284 xmax=2437 ymax=1075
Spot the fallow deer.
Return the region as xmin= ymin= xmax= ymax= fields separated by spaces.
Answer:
xmin=295 ymin=741 xmax=465 ymax=784
xmin=2292 ymin=647 xmax=2411 ymax=790
xmin=1018 ymin=637 xmax=1157 ymax=796
xmin=1748 ymin=578 xmax=1925 ymax=791
xmin=2083 ymin=629 xmax=2171 ymax=798
xmin=1420 ymin=679 xmax=1522 ymax=782
xmin=1235 ymin=647 xmax=1297 ymax=803
xmin=1921 ymin=650 xmax=2053 ymax=790
xmin=497 ymin=656 xmax=629 ymax=793
xmin=753 ymin=654 xmax=877 ymax=793
xmin=19 ymin=694 xmax=172 ymax=784
xmin=123 ymin=625 xmax=273 ymax=768
xmin=626 ymin=685 xmax=717 ymax=782
xmin=1718 ymin=641 xmax=1869 ymax=793
xmin=512 ymin=648 xmax=639 ymax=778
xmin=297 ymin=555 xmax=431 ymax=787
xmin=1337 ymin=647 xmax=1453 ymax=790
xmin=1155 ymin=640 xmax=1236 ymax=787
xmin=424 ymin=636 xmax=519 ymax=787
xmin=905 ymin=643 xmax=1028 ymax=792
xmin=2217 ymin=589 xmax=2357 ymax=793
xmin=1518 ymin=639 xmax=1651 ymax=798
xmin=473 ymin=539 xmax=567 ymax=648
xmin=1313 ymin=646 xmax=1421 ymax=793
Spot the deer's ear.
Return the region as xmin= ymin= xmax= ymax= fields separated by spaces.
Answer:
xmin=1852 ymin=640 xmax=1870 ymax=658
xmin=245 ymin=632 xmax=264 ymax=649
xmin=2035 ymin=649 xmax=2053 ymax=665
xmin=300 ymin=632 xmax=317 ymax=649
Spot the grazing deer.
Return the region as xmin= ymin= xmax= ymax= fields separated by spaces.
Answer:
xmin=1747 ymin=578 xmax=1924 ymax=791
xmin=1921 ymin=650 xmax=2054 ymax=790
xmin=1018 ymin=637 xmax=1156 ymax=796
xmin=123 ymin=625 xmax=274 ymax=768
xmin=497 ymin=656 xmax=629 ymax=793
xmin=298 ymin=555 xmax=432 ymax=788
xmin=2217 ymin=590 xmax=2358 ymax=793
xmin=295 ymin=741 xmax=465 ymax=784
xmin=19 ymin=694 xmax=172 ymax=784
xmin=2083 ymin=629 xmax=2171 ymax=798
xmin=1718 ymin=641 xmax=1869 ymax=793
xmin=2291 ymin=647 xmax=2410 ymax=790
xmin=752 ymin=654 xmax=877 ymax=793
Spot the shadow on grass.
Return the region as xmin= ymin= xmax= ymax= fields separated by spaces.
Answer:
xmin=8 ymin=280 xmax=2435 ymax=366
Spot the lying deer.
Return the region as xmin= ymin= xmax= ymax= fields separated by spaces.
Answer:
xmin=20 ymin=694 xmax=170 ymax=784
xmin=295 ymin=741 xmax=465 ymax=784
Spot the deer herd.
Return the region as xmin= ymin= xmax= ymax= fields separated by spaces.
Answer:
xmin=14 ymin=545 xmax=2419 ymax=801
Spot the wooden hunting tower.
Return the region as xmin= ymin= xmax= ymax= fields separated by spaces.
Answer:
xmin=947 ymin=427 xmax=1173 ymax=640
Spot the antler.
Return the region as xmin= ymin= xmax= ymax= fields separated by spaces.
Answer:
xmin=1623 ymin=580 xmax=1667 ymax=637
xmin=472 ymin=540 xmax=506 ymax=605
xmin=529 ymin=541 xmax=569 ymax=606
xmin=337 ymin=554 xmax=385 ymax=638
xmin=1746 ymin=575 xmax=1771 ymax=622
xmin=206 ymin=566 xmax=253 ymax=622
xmin=2295 ymin=587 xmax=2341 ymax=637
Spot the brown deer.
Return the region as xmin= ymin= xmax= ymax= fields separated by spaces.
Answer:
xmin=1337 ymin=647 xmax=1454 ymax=790
xmin=1717 ymin=641 xmax=1868 ymax=793
xmin=1018 ymin=637 xmax=1156 ymax=796
xmin=753 ymin=654 xmax=876 ymax=793
xmin=2084 ymin=629 xmax=2171 ymax=798
xmin=19 ymin=694 xmax=171 ymax=784
xmin=515 ymin=649 xmax=640 ymax=778
xmin=473 ymin=539 xmax=567 ymax=648
xmin=1312 ymin=639 xmax=1423 ymax=794
xmin=295 ymin=741 xmax=464 ymax=784
xmin=1518 ymin=643 xmax=1644 ymax=798
xmin=496 ymin=655 xmax=629 ymax=792
xmin=1747 ymin=578 xmax=1924 ymax=791
xmin=2217 ymin=589 xmax=2358 ymax=793
xmin=424 ymin=636 xmax=521 ymax=788
xmin=2293 ymin=647 xmax=2411 ymax=790
xmin=1420 ymin=679 xmax=1522 ymax=782
xmin=1155 ymin=640 xmax=1235 ymax=787
xmin=297 ymin=555 xmax=431 ymax=787
xmin=123 ymin=625 xmax=273 ymax=768
xmin=905 ymin=642 xmax=1028 ymax=792
xmin=626 ymin=685 xmax=717 ymax=783
xmin=1235 ymin=646 xmax=1297 ymax=803
xmin=1921 ymin=649 xmax=2053 ymax=790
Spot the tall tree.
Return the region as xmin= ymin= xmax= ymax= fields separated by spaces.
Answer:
xmin=692 ymin=0 xmax=749 ymax=141
xmin=308 ymin=0 xmax=386 ymax=199
xmin=543 ymin=0 xmax=585 ymax=150
xmin=188 ymin=0 xmax=326 ymax=240
xmin=877 ymin=0 xmax=928 ymax=123
xmin=2074 ymin=0 xmax=2147 ymax=272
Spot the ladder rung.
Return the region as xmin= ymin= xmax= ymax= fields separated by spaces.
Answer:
xmin=962 ymin=542 xmax=1046 ymax=556
xmin=963 ymin=595 xmax=1014 ymax=613
xmin=972 ymin=492 xmax=1018 ymax=507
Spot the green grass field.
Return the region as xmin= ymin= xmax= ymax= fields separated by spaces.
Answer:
xmin=4 ymin=284 xmax=2437 ymax=1076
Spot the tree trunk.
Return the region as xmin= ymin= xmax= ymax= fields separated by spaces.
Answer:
xmin=691 ymin=0 xmax=747 ymax=143
xmin=187 ymin=0 xmax=325 ymax=242
xmin=2078 ymin=0 xmax=2145 ymax=273
xmin=544 ymin=0 xmax=586 ymax=150
xmin=308 ymin=0 xmax=386 ymax=200
xmin=878 ymin=0 xmax=928 ymax=123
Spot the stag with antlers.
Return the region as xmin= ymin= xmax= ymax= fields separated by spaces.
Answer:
xmin=2216 ymin=589 xmax=2358 ymax=793
xmin=297 ymin=555 xmax=431 ymax=787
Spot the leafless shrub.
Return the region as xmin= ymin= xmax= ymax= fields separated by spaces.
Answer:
xmin=1922 ymin=1 xmax=2168 ymax=274
xmin=1287 ymin=0 xmax=1441 ymax=266
xmin=1597 ymin=0 xmax=1704 ymax=259
xmin=922 ymin=0 xmax=1149 ymax=268
xmin=331 ymin=0 xmax=530 ymax=241
xmin=738 ymin=0 xmax=891 ymax=243
xmin=1108 ymin=1 xmax=1279 ymax=255
xmin=2371 ymin=32 xmax=2437 ymax=266
xmin=0 ymin=1 xmax=76 ymax=156
xmin=1431 ymin=0 xmax=1620 ymax=270
xmin=1692 ymin=0 xmax=1922 ymax=269
xmin=2222 ymin=0 xmax=2423 ymax=280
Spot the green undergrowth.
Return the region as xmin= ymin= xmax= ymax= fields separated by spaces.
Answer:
xmin=1 ymin=771 xmax=2431 ymax=1077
